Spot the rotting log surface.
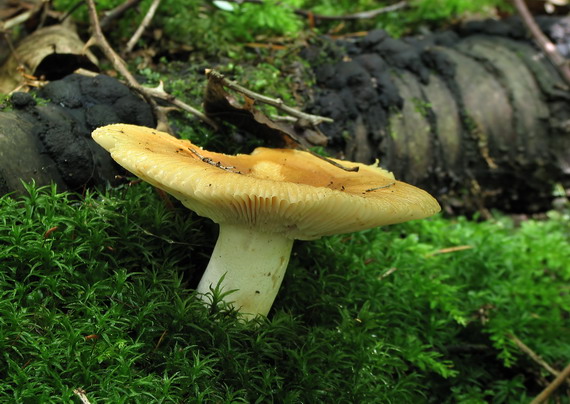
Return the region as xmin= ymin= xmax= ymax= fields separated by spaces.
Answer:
xmin=0 ymin=74 xmax=154 ymax=195
xmin=306 ymin=16 xmax=570 ymax=213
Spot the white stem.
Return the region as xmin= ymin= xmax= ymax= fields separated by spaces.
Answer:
xmin=196 ymin=223 xmax=294 ymax=319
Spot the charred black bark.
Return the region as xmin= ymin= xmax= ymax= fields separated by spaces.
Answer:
xmin=305 ymin=16 xmax=570 ymax=213
xmin=0 ymin=74 xmax=155 ymax=195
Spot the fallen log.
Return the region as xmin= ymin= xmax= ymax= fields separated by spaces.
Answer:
xmin=0 ymin=74 xmax=155 ymax=195
xmin=1 ymin=17 xmax=568 ymax=214
xmin=306 ymin=16 xmax=570 ymax=213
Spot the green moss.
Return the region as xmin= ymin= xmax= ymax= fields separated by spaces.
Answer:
xmin=412 ymin=97 xmax=432 ymax=117
xmin=221 ymin=0 xmax=304 ymax=41
xmin=0 ymin=94 xmax=13 ymax=111
xmin=0 ymin=92 xmax=49 ymax=111
xmin=52 ymin=0 xmax=512 ymax=56
xmin=308 ymin=145 xmax=329 ymax=156
xmin=1 ymin=182 xmax=569 ymax=402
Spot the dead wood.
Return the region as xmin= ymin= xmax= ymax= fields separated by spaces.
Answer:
xmin=307 ymin=21 xmax=570 ymax=213
xmin=84 ymin=0 xmax=216 ymax=131
xmin=294 ymin=1 xmax=408 ymax=22
xmin=124 ymin=0 xmax=162 ymax=54
xmin=0 ymin=24 xmax=98 ymax=93
xmin=513 ymin=0 xmax=570 ymax=86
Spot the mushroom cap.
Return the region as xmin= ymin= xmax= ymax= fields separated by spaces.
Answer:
xmin=93 ymin=124 xmax=440 ymax=240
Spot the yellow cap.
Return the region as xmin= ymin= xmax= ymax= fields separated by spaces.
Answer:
xmin=93 ymin=124 xmax=440 ymax=240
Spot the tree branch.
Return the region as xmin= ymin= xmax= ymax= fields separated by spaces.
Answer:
xmin=144 ymin=81 xmax=218 ymax=129
xmin=512 ymin=0 xmax=570 ymax=87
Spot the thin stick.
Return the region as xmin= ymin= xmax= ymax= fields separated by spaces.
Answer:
xmin=530 ymin=362 xmax=570 ymax=404
xmin=221 ymin=0 xmax=408 ymax=22
xmin=85 ymin=0 xmax=148 ymax=91
xmin=205 ymin=69 xmax=360 ymax=172
xmin=101 ymin=0 xmax=145 ymax=30
xmin=187 ymin=147 xmax=241 ymax=173
xmin=59 ymin=1 xmax=86 ymax=24
xmin=365 ymin=183 xmax=395 ymax=192
xmin=306 ymin=150 xmax=358 ymax=172
xmin=73 ymin=388 xmax=92 ymax=404
xmin=512 ymin=0 xmax=570 ymax=87
xmin=84 ymin=0 xmax=217 ymax=129
xmin=1 ymin=0 xmax=47 ymax=30
xmin=295 ymin=1 xmax=408 ymax=21
xmin=509 ymin=334 xmax=566 ymax=382
xmin=144 ymin=82 xmax=217 ymax=128
xmin=85 ymin=0 xmax=169 ymax=127
xmin=206 ymin=69 xmax=333 ymax=127
xmin=427 ymin=245 xmax=473 ymax=257
xmin=2 ymin=31 xmax=21 ymax=67
xmin=379 ymin=267 xmax=398 ymax=280
xmin=1 ymin=10 xmax=35 ymax=30
xmin=125 ymin=0 xmax=162 ymax=54
xmin=153 ymin=329 xmax=168 ymax=352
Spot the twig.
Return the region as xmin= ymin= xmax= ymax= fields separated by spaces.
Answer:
xmin=1 ymin=0 xmax=46 ymax=30
xmin=125 ymin=0 xmax=162 ymax=54
xmin=187 ymin=147 xmax=242 ymax=173
xmin=85 ymin=0 xmax=150 ymax=93
xmin=2 ymin=31 xmax=20 ymax=67
xmin=219 ymin=0 xmax=408 ymax=23
xmin=206 ymin=69 xmax=333 ymax=127
xmin=59 ymin=1 xmax=86 ymax=24
xmin=365 ymin=183 xmax=396 ymax=192
xmin=509 ymin=334 xmax=570 ymax=385
xmin=101 ymin=0 xmax=145 ymax=30
xmin=84 ymin=0 xmax=217 ymax=129
xmin=427 ymin=245 xmax=473 ymax=257
xmin=36 ymin=1 xmax=50 ymax=29
xmin=206 ymin=70 xmax=358 ymax=172
xmin=309 ymin=150 xmax=359 ymax=172
xmin=379 ymin=267 xmax=398 ymax=280
xmin=153 ymin=329 xmax=168 ymax=352
xmin=73 ymin=388 xmax=92 ymax=404
xmin=144 ymin=82 xmax=218 ymax=129
xmin=512 ymin=0 xmax=570 ymax=87
xmin=269 ymin=115 xmax=298 ymax=123
xmin=1 ymin=10 xmax=35 ymax=31
xmin=530 ymin=362 xmax=570 ymax=404
xmin=295 ymin=1 xmax=408 ymax=21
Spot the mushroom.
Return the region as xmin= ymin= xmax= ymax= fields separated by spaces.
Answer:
xmin=92 ymin=124 xmax=440 ymax=319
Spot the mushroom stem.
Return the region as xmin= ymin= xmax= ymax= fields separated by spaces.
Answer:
xmin=196 ymin=223 xmax=294 ymax=319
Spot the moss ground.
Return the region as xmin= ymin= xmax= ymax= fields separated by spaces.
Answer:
xmin=1 ymin=182 xmax=569 ymax=402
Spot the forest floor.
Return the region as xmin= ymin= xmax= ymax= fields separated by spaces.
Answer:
xmin=1 ymin=1 xmax=570 ymax=402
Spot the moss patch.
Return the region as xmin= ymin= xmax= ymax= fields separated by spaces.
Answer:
xmin=1 ymin=182 xmax=569 ymax=401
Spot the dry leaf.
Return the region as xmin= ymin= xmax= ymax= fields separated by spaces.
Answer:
xmin=204 ymin=71 xmax=327 ymax=148
xmin=0 ymin=24 xmax=99 ymax=93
